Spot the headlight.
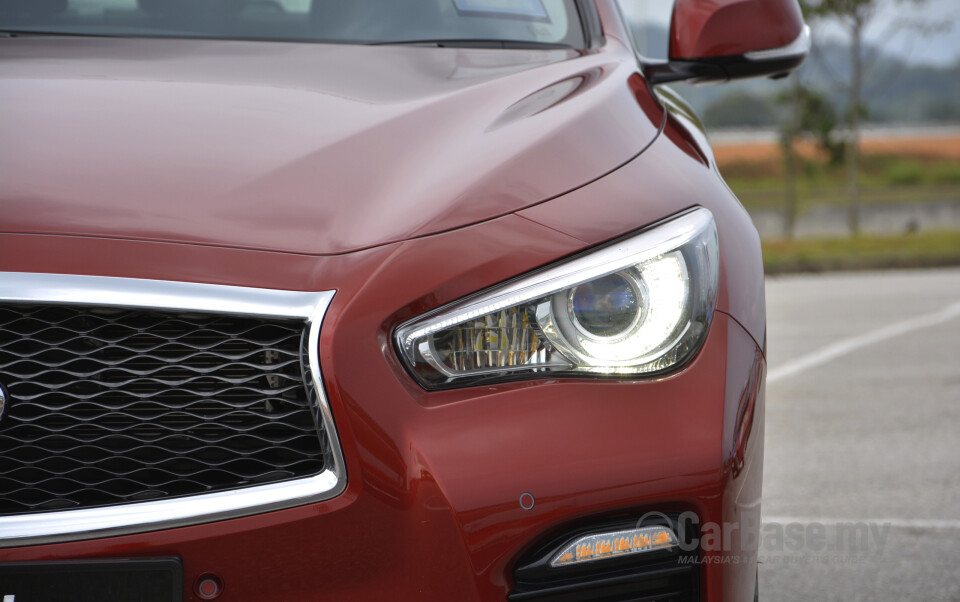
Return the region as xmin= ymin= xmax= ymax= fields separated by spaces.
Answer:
xmin=395 ymin=208 xmax=719 ymax=389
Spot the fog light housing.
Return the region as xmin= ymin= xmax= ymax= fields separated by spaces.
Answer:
xmin=550 ymin=525 xmax=678 ymax=567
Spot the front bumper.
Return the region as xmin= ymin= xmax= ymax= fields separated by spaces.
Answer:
xmin=0 ymin=295 xmax=763 ymax=600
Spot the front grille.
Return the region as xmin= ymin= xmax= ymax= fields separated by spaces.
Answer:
xmin=0 ymin=304 xmax=326 ymax=515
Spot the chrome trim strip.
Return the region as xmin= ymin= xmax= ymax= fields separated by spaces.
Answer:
xmin=744 ymin=25 xmax=811 ymax=61
xmin=0 ymin=272 xmax=323 ymax=319
xmin=397 ymin=208 xmax=715 ymax=351
xmin=0 ymin=272 xmax=345 ymax=547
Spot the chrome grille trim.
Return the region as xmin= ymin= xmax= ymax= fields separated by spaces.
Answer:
xmin=0 ymin=272 xmax=345 ymax=547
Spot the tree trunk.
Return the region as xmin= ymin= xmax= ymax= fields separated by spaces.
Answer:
xmin=847 ymin=16 xmax=863 ymax=236
xmin=784 ymin=143 xmax=798 ymax=239
xmin=783 ymin=77 xmax=801 ymax=240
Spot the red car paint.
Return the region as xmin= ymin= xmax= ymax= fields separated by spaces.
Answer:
xmin=0 ymin=39 xmax=658 ymax=255
xmin=669 ymin=0 xmax=806 ymax=60
xmin=0 ymin=1 xmax=792 ymax=599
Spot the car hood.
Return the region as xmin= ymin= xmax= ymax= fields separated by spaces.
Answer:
xmin=0 ymin=37 xmax=661 ymax=255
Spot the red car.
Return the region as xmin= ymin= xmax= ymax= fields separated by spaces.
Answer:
xmin=0 ymin=1 xmax=807 ymax=600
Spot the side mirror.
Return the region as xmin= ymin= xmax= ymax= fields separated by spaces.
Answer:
xmin=645 ymin=0 xmax=810 ymax=85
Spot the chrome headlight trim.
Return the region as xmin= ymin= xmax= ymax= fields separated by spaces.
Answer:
xmin=395 ymin=207 xmax=719 ymax=389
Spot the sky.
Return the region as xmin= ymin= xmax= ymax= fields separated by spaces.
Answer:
xmin=817 ymin=0 xmax=960 ymax=66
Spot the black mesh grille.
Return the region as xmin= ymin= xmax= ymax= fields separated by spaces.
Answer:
xmin=0 ymin=304 xmax=326 ymax=515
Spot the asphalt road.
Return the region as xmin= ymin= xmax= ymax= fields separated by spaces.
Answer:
xmin=759 ymin=268 xmax=960 ymax=601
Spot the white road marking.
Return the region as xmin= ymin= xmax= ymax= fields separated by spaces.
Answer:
xmin=767 ymin=300 xmax=960 ymax=384
xmin=763 ymin=517 xmax=960 ymax=529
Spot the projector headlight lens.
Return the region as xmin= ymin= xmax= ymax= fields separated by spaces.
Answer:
xmin=395 ymin=208 xmax=719 ymax=389
xmin=569 ymin=273 xmax=644 ymax=339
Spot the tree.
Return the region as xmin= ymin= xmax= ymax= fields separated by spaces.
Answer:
xmin=777 ymin=81 xmax=841 ymax=238
xmin=803 ymin=0 xmax=877 ymax=236
xmin=779 ymin=77 xmax=804 ymax=240
xmin=803 ymin=0 xmax=934 ymax=236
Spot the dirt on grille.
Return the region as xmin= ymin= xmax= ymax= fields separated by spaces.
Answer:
xmin=713 ymin=133 xmax=960 ymax=167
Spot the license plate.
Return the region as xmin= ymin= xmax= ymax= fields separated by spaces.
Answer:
xmin=0 ymin=557 xmax=182 ymax=602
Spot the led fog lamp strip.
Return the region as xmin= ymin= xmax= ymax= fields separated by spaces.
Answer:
xmin=550 ymin=526 xmax=679 ymax=567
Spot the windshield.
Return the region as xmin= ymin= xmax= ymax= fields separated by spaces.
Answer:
xmin=0 ymin=0 xmax=585 ymax=47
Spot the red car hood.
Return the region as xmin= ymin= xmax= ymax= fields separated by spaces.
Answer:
xmin=0 ymin=37 xmax=660 ymax=255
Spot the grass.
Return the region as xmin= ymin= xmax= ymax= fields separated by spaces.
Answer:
xmin=762 ymin=231 xmax=960 ymax=274
xmin=929 ymin=161 xmax=960 ymax=184
xmin=714 ymin=146 xmax=960 ymax=274
xmin=886 ymin=160 xmax=925 ymax=185
xmin=730 ymin=182 xmax=960 ymax=211
xmin=719 ymin=155 xmax=960 ymax=211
